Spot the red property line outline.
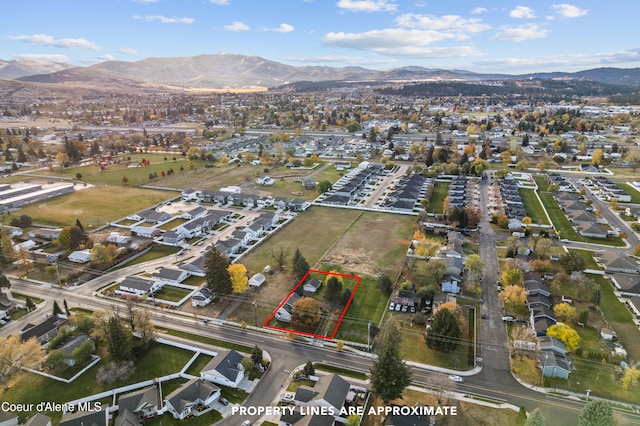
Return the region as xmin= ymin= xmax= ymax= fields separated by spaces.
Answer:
xmin=263 ymin=269 xmax=362 ymax=340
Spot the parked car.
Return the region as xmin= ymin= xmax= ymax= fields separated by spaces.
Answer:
xmin=389 ymin=302 xmax=395 ymax=311
xmin=241 ymin=421 xmax=251 ymax=426
xmin=395 ymin=303 xmax=401 ymax=311
xmin=401 ymin=305 xmax=408 ymax=312
xmin=502 ymin=315 xmax=515 ymax=322
xmin=219 ymin=397 xmax=229 ymax=406
xmin=449 ymin=375 xmax=463 ymax=383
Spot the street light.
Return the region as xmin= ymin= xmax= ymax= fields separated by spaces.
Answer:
xmin=252 ymin=300 xmax=258 ymax=327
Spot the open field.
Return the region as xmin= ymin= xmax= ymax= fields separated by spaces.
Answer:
xmin=518 ymin=188 xmax=550 ymax=225
xmin=429 ymin=181 xmax=449 ymax=214
xmin=4 ymin=185 xmax=171 ymax=228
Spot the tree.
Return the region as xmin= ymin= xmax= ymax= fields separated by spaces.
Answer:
xmin=0 ymin=335 xmax=45 ymax=388
xmin=58 ymin=225 xmax=84 ymax=251
xmin=71 ymin=339 xmax=95 ymax=365
xmin=303 ymin=360 xmax=315 ymax=377
xmin=426 ymin=307 xmax=462 ymax=352
xmin=516 ymin=159 xmax=530 ymax=171
xmin=524 ymin=408 xmax=546 ymax=426
xmin=91 ymin=244 xmax=112 ymax=266
xmin=0 ymin=274 xmax=10 ymax=294
xmin=370 ymin=321 xmax=411 ymax=403
xmin=1 ymin=230 xmax=15 ymax=263
xmin=430 ymin=373 xmax=454 ymax=404
xmin=46 ymin=349 xmax=66 ymax=371
xmin=377 ymin=274 xmax=393 ymax=295
xmin=326 ymin=276 xmax=343 ymax=301
xmin=271 ymin=246 xmax=289 ymax=271
xmin=25 ymin=296 xmax=35 ymax=311
xmin=133 ymin=308 xmax=155 ymax=350
xmin=530 ymin=259 xmax=552 ymax=273
xmin=464 ymin=254 xmax=484 ymax=283
xmin=251 ymin=345 xmax=263 ymax=366
xmin=122 ymin=175 xmax=129 ymax=184
xmin=292 ymin=248 xmax=310 ymax=280
xmin=546 ymin=323 xmax=581 ymax=352
xmin=501 ymin=268 xmax=524 ymax=287
xmin=559 ymin=251 xmax=585 ymax=274
xmin=499 ymin=285 xmax=526 ymax=309
xmin=553 ymin=302 xmax=577 ymax=322
xmin=317 ymin=180 xmax=332 ymax=194
xmin=53 ymin=300 xmax=63 ymax=316
xmin=228 ymin=263 xmax=249 ymax=293
xmin=291 ymin=297 xmax=321 ymax=332
xmin=591 ymin=149 xmax=605 ymax=166
xmin=512 ymin=325 xmax=536 ymax=360
xmin=577 ymin=400 xmax=614 ymax=426
xmin=63 ymin=299 xmax=71 ymax=316
xmin=205 ymin=247 xmax=232 ymax=295
xmin=105 ymin=316 xmax=134 ymax=362
xmin=342 ymin=288 xmax=352 ymax=305
xmin=426 ymin=258 xmax=446 ymax=285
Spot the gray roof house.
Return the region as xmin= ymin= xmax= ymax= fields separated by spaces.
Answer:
xmin=117 ymin=385 xmax=161 ymax=420
xmin=280 ymin=374 xmax=351 ymax=425
xmin=611 ymin=273 xmax=640 ymax=297
xmin=23 ymin=413 xmax=52 ymax=426
xmin=596 ymin=252 xmax=639 ymax=274
xmin=538 ymin=350 xmax=571 ymax=380
xmin=164 ymin=379 xmax=220 ymax=420
xmin=200 ymin=350 xmax=245 ymax=388
xmin=59 ymin=407 xmax=109 ymax=426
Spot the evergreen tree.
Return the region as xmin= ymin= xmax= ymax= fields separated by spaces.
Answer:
xmin=426 ymin=307 xmax=462 ymax=352
xmin=251 ymin=345 xmax=263 ymax=365
xmin=25 ymin=296 xmax=35 ymax=311
xmin=370 ymin=322 xmax=411 ymax=403
xmin=205 ymin=247 xmax=232 ymax=295
xmin=577 ymin=400 xmax=614 ymax=426
xmin=0 ymin=274 xmax=10 ymax=294
xmin=63 ymin=299 xmax=71 ymax=316
xmin=52 ymin=300 xmax=63 ymax=316
xmin=376 ymin=274 xmax=393 ymax=295
xmin=303 ymin=360 xmax=315 ymax=377
xmin=326 ymin=276 xmax=342 ymax=301
xmin=292 ymin=248 xmax=309 ymax=281
xmin=106 ymin=316 xmax=133 ymax=362
xmin=524 ymin=408 xmax=546 ymax=426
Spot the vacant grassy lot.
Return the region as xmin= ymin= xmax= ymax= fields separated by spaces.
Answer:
xmin=116 ymin=245 xmax=181 ymax=269
xmin=8 ymin=185 xmax=171 ymax=228
xmin=518 ymin=188 xmax=550 ymax=225
xmin=184 ymin=353 xmax=214 ymax=376
xmin=0 ymin=342 xmax=194 ymax=424
xmin=429 ymin=181 xmax=449 ymax=214
xmin=153 ymin=285 xmax=193 ymax=302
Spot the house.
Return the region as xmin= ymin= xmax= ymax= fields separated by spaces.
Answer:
xmin=59 ymin=407 xmax=109 ymax=426
xmin=303 ymin=278 xmax=322 ymax=293
xmin=22 ymin=413 xmax=52 ymax=426
xmin=610 ymin=273 xmax=640 ymax=297
xmin=231 ymin=228 xmax=252 ymax=245
xmin=290 ymin=198 xmax=307 ymax=212
xmin=533 ymin=316 xmax=556 ymax=337
xmin=191 ymin=287 xmax=214 ymax=307
xmin=68 ymin=249 xmax=91 ymax=264
xmin=105 ymin=232 xmax=132 ymax=246
xmin=441 ymin=274 xmax=462 ymax=294
xmin=181 ymin=188 xmax=198 ymax=201
xmin=530 ymin=306 xmax=556 ymax=322
xmin=248 ymin=273 xmax=266 ymax=287
xmin=393 ymin=289 xmax=420 ymax=307
xmin=58 ymin=334 xmax=93 ymax=366
xmin=32 ymin=228 xmax=62 ymax=241
xmin=130 ymin=226 xmax=162 ymax=239
xmin=256 ymin=176 xmax=275 ymax=186
xmin=538 ymin=350 xmax=572 ymax=379
xmin=384 ymin=405 xmax=431 ymax=426
xmin=152 ymin=267 xmax=190 ymax=284
xmin=215 ymin=238 xmax=242 ymax=258
xmin=113 ymin=409 xmax=139 ymax=426
xmin=524 ymin=280 xmax=551 ymax=297
xmin=139 ymin=209 xmax=171 ymax=224
xmin=162 ymin=230 xmax=185 ymax=246
xmin=273 ymin=197 xmax=291 ymax=210
xmin=20 ymin=314 xmax=66 ymax=344
xmin=119 ymin=276 xmax=162 ymax=297
xmin=595 ymin=252 xmax=639 ymax=274
xmin=537 ymin=336 xmax=567 ymax=356
xmin=0 ymin=294 xmax=15 ymax=320
xmin=164 ymin=379 xmax=220 ymax=420
xmin=180 ymin=255 xmax=206 ymax=276
xmin=601 ymin=328 xmax=616 ymax=341
xmin=281 ymin=373 xmax=350 ymax=425
xmin=575 ymin=222 xmax=608 ymax=239
xmin=200 ymin=350 xmax=245 ymax=388
xmin=445 ymin=256 xmax=463 ymax=277
xmin=276 ymin=293 xmax=300 ymax=322
xmin=0 ymin=411 xmax=18 ymax=426
xmin=526 ymin=293 xmax=553 ymax=309
xmin=182 ymin=206 xmax=208 ymax=220
xmin=117 ymin=384 xmax=161 ymax=420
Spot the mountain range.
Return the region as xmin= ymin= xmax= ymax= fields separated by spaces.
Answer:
xmin=2 ymin=54 xmax=640 ymax=95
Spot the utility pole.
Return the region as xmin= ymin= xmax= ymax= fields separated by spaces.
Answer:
xmin=252 ymin=300 xmax=258 ymax=327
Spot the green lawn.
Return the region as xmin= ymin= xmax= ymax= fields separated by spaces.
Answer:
xmin=615 ymin=182 xmax=640 ymax=204
xmin=184 ymin=354 xmax=214 ymax=376
xmin=571 ymin=249 xmax=601 ymax=270
xmin=153 ymin=285 xmax=193 ymax=302
xmin=596 ymin=276 xmax=640 ymax=360
xmin=428 ymin=181 xmax=449 ymax=214
xmin=158 ymin=217 xmax=188 ymax=230
xmin=534 ymin=175 xmax=549 ymax=191
xmin=334 ymin=277 xmax=388 ymax=342
xmin=0 ymin=342 xmax=195 ymax=424
xmin=314 ymin=363 xmax=368 ymax=380
xmin=115 ymin=245 xmax=180 ymax=269
xmin=519 ymin=188 xmax=550 ymax=225
xmin=158 ymin=328 xmax=253 ymax=353
xmin=5 ymin=186 xmax=171 ymax=228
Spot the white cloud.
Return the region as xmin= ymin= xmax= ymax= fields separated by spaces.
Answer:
xmin=510 ymin=6 xmax=536 ymax=19
xmin=322 ymin=28 xmax=482 ymax=58
xmin=133 ymin=15 xmax=194 ymax=24
xmin=396 ymin=13 xmax=490 ymax=34
xmin=98 ymin=54 xmax=116 ymax=61
xmin=273 ymin=23 xmax=295 ymax=33
xmin=224 ymin=21 xmax=250 ymax=31
xmin=471 ymin=7 xmax=487 ymax=15
xmin=118 ymin=47 xmax=141 ymax=55
xmin=336 ymin=0 xmax=398 ymax=13
xmin=13 ymin=53 xmax=70 ymax=62
xmin=7 ymin=34 xmax=101 ymax=51
xmin=491 ymin=23 xmax=549 ymax=42
xmin=551 ymin=3 xmax=589 ymax=18
xmin=209 ymin=0 xmax=230 ymax=4
xmin=285 ymin=55 xmax=396 ymax=66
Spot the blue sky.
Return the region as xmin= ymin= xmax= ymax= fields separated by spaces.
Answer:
xmin=2 ymin=0 xmax=639 ymax=74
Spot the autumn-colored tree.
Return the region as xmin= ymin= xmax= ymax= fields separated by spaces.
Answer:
xmin=464 ymin=254 xmax=484 ymax=284
xmin=546 ymin=323 xmax=581 ymax=352
xmin=512 ymin=325 xmax=536 ymax=360
xmin=436 ymin=301 xmax=467 ymax=331
xmin=426 ymin=258 xmax=446 ymax=285
xmin=91 ymin=244 xmax=112 ymax=266
xmin=291 ymin=297 xmax=321 ymax=332
xmin=553 ymin=302 xmax=577 ymax=322
xmin=0 ymin=335 xmax=45 ymax=388
xmin=1 ymin=230 xmax=15 ymax=264
xmin=227 ymin=263 xmax=248 ymax=293
xmin=521 ymin=216 xmax=532 ymax=226
xmin=622 ymin=365 xmax=640 ymax=390
xmin=501 ymin=268 xmax=524 ymax=287
xmin=634 ymin=244 xmax=640 ymax=257
xmin=499 ymin=285 xmax=526 ymax=309
xmin=591 ymin=148 xmax=604 ymax=165
xmin=530 ymin=259 xmax=552 ymax=273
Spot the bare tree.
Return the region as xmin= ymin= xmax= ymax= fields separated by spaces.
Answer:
xmin=430 ymin=374 xmax=454 ymax=404
xmin=512 ymin=325 xmax=536 ymax=361
xmin=271 ymin=246 xmax=289 ymax=272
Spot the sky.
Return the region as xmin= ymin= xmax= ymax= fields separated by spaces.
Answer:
xmin=2 ymin=0 xmax=640 ymax=74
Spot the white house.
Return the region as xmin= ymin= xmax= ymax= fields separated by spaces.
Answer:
xmin=164 ymin=379 xmax=220 ymax=420
xmin=118 ymin=276 xmax=162 ymax=297
xmin=68 ymin=250 xmax=91 ymax=264
xmin=200 ymin=350 xmax=245 ymax=388
xmin=248 ymin=273 xmax=266 ymax=287
xmin=191 ymin=287 xmax=214 ymax=307
xmin=131 ymin=226 xmax=162 ymax=239
xmin=181 ymin=188 xmax=199 ymax=201
xmin=276 ymin=293 xmax=300 ymax=322
xmin=303 ymin=278 xmax=322 ymax=293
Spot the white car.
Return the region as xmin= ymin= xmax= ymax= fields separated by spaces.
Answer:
xmin=449 ymin=375 xmax=463 ymax=383
xmin=241 ymin=421 xmax=251 ymax=426
xmin=389 ymin=302 xmax=395 ymax=311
